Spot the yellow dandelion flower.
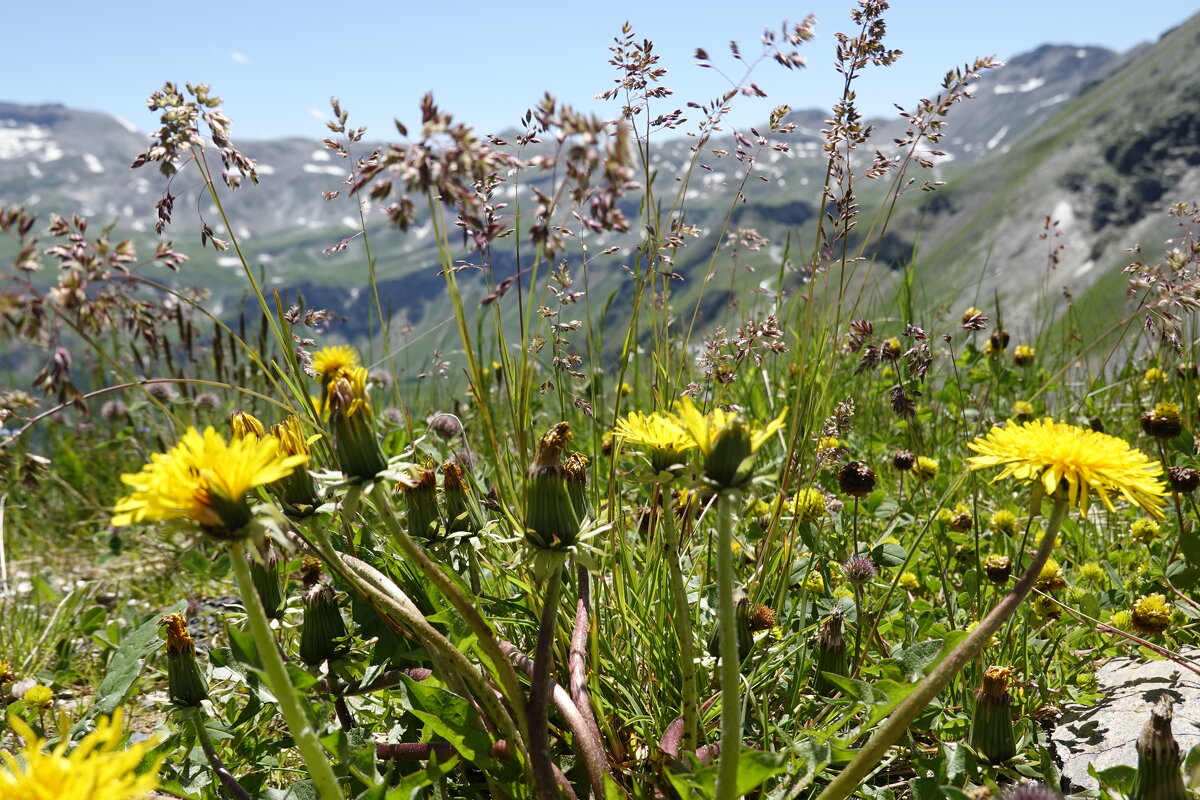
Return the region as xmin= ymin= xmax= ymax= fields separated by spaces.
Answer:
xmin=0 ymin=709 xmax=161 ymax=800
xmin=613 ymin=411 xmax=695 ymax=473
xmin=310 ymin=345 xmax=360 ymax=383
xmin=111 ymin=426 xmax=307 ymax=537
xmin=967 ymin=418 xmax=1167 ymax=519
xmin=229 ymin=410 xmax=265 ymax=440
xmin=675 ymin=396 xmax=786 ymax=489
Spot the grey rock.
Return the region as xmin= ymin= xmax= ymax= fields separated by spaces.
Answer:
xmin=1050 ymin=647 xmax=1200 ymax=792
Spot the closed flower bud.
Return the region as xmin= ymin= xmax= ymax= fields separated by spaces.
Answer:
xmin=563 ymin=452 xmax=591 ymax=522
xmin=1131 ymin=698 xmax=1187 ymax=800
xmin=970 ymin=665 xmax=1016 ymax=763
xmin=249 ymin=542 xmax=286 ymax=620
xmin=400 ymin=463 xmax=441 ymax=542
xmin=813 ymin=609 xmax=848 ymax=696
xmin=230 ymin=410 xmax=265 ymax=440
xmin=839 ymin=461 xmax=876 ymax=497
xmin=161 ymin=613 xmax=208 ymax=707
xmin=524 ymin=423 xmax=581 ymax=551
xmin=328 ymin=366 xmax=388 ymax=481
xmin=267 ymin=415 xmax=321 ymax=516
xmin=299 ymin=580 xmax=350 ymax=666
xmin=441 ymin=460 xmax=482 ymax=537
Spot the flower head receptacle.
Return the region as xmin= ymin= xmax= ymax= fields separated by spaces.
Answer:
xmin=328 ymin=366 xmax=388 ymax=482
xmin=969 ymin=665 xmax=1017 ymax=764
xmin=676 ymin=396 xmax=785 ymax=491
xmin=267 ymin=415 xmax=321 ymax=516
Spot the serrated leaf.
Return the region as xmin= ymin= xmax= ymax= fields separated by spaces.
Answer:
xmin=888 ymin=639 xmax=945 ymax=682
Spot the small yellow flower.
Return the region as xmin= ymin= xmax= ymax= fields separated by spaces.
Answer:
xmin=1142 ymin=367 xmax=1168 ymax=389
xmin=1140 ymin=401 xmax=1182 ymax=439
xmin=1032 ymin=595 xmax=1060 ymax=619
xmin=1012 ymin=344 xmax=1036 ymax=367
xmin=816 ymin=436 xmax=841 ymax=451
xmin=0 ymin=709 xmax=160 ymax=800
xmin=967 ymin=418 xmax=1167 ymax=519
xmin=1131 ymin=593 xmax=1172 ymax=635
xmin=1035 ymin=559 xmax=1067 ymax=592
xmin=989 ymin=509 xmax=1019 ymax=535
xmin=1131 ymin=518 xmax=1161 ymax=544
xmin=913 ymin=456 xmax=939 ymax=481
xmin=935 ymin=508 xmax=955 ymax=526
xmin=1078 ymin=563 xmax=1105 ymax=584
xmin=803 ymin=571 xmax=826 ymax=593
xmin=898 ymin=571 xmax=920 ymax=591
xmin=1109 ymin=609 xmax=1133 ymax=630
xmin=111 ymin=427 xmax=307 ymax=536
xmin=787 ymin=488 xmax=827 ymax=524
xmin=22 ymin=684 xmax=53 ymax=711
xmin=1012 ymin=400 xmax=1035 ymax=421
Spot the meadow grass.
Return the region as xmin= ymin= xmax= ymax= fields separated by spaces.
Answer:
xmin=2 ymin=3 xmax=1200 ymax=799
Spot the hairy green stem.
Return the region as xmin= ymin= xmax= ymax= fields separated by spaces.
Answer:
xmin=370 ymin=482 xmax=530 ymax=738
xmin=530 ymin=554 xmax=568 ymax=799
xmin=816 ymin=497 xmax=1069 ymax=800
xmin=229 ymin=542 xmax=344 ymax=800
xmin=714 ymin=492 xmax=741 ymax=800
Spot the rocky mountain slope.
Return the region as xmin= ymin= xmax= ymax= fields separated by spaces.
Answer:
xmin=0 ymin=13 xmax=1193 ymax=343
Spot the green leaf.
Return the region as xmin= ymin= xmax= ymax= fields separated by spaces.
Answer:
xmin=734 ymin=751 xmax=788 ymax=795
xmin=871 ymin=541 xmax=907 ymax=567
xmin=398 ymin=675 xmax=496 ymax=767
xmin=72 ymin=600 xmax=185 ymax=738
xmin=1181 ymin=526 xmax=1200 ymax=568
xmin=888 ymin=639 xmax=945 ymax=682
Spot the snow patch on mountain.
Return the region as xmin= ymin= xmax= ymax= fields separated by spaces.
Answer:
xmin=993 ymin=77 xmax=1047 ymax=94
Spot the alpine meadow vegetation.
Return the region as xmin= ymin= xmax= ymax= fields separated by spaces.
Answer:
xmin=5 ymin=2 xmax=1200 ymax=799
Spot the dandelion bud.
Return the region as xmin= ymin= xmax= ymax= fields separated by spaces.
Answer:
xmin=267 ymin=415 xmax=321 ymax=516
xmin=249 ymin=542 xmax=285 ymax=620
xmin=1167 ymin=466 xmax=1199 ymax=493
xmin=1131 ymin=593 xmax=1172 ymax=635
xmin=400 ymin=463 xmax=441 ymax=542
xmin=441 ymin=460 xmax=482 ymax=537
xmin=891 ymin=449 xmax=915 ymax=471
xmin=1141 ymin=402 xmax=1183 ymax=440
xmin=328 ymin=366 xmax=388 ymax=481
xmin=813 ymin=609 xmax=848 ymax=696
xmin=230 ymin=410 xmax=265 ymax=440
xmin=524 ymin=423 xmax=580 ymax=550
xmin=838 ymin=461 xmax=876 ymax=497
xmin=160 ymin=613 xmax=208 ymax=707
xmin=1131 ymin=698 xmax=1187 ymax=800
xmin=984 ymin=554 xmax=1012 ymax=583
xmin=969 ymin=665 xmax=1016 ymax=763
xmin=563 ymin=452 xmax=591 ymax=522
xmin=299 ymin=563 xmax=350 ymax=666
xmin=708 ymin=595 xmax=755 ymax=664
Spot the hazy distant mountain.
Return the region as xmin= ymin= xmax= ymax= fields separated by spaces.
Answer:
xmin=0 ymin=13 xmax=1193 ymax=341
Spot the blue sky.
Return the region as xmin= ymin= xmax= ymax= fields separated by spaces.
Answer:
xmin=4 ymin=1 xmax=1194 ymax=140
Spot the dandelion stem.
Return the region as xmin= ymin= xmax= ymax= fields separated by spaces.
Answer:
xmin=715 ymin=491 xmax=742 ymax=800
xmin=188 ymin=708 xmax=252 ymax=800
xmin=816 ymin=497 xmax=1069 ymax=800
xmin=530 ymin=553 xmax=568 ymax=800
xmin=229 ymin=542 xmax=344 ymax=800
